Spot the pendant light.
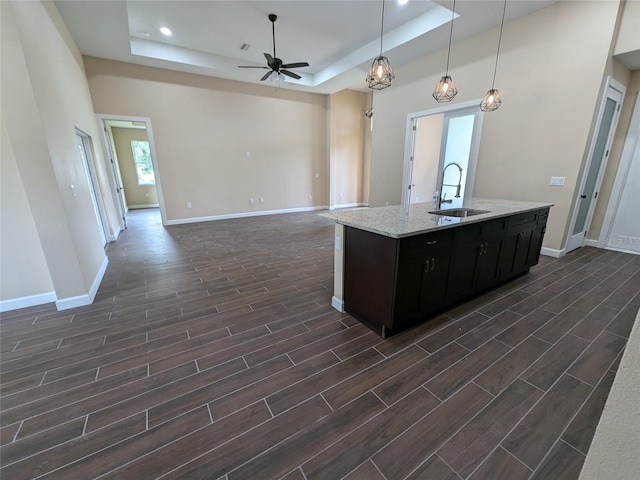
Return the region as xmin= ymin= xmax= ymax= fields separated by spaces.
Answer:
xmin=481 ymin=0 xmax=507 ymax=112
xmin=433 ymin=0 xmax=458 ymax=102
xmin=366 ymin=0 xmax=395 ymax=90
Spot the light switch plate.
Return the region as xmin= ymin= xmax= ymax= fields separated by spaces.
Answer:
xmin=550 ymin=176 xmax=566 ymax=186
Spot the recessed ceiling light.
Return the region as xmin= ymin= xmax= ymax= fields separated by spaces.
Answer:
xmin=159 ymin=27 xmax=172 ymax=36
xmin=398 ymin=0 xmax=409 ymax=5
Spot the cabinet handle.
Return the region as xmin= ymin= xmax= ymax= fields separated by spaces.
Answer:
xmin=478 ymin=244 xmax=483 ymax=256
xmin=425 ymin=240 xmax=437 ymax=245
xmin=430 ymin=258 xmax=435 ymax=271
xmin=483 ymin=242 xmax=488 ymax=254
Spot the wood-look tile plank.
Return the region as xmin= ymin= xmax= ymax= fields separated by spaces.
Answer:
xmin=468 ymin=446 xmax=531 ymax=480
xmin=302 ymin=388 xmax=440 ymax=480
xmin=425 ymin=339 xmax=511 ymax=400
xmin=530 ymin=440 xmax=586 ymax=480
xmin=495 ymin=309 xmax=556 ymax=347
xmin=417 ymin=312 xmax=489 ymax=354
xmin=478 ymin=290 xmax=531 ymax=318
xmin=266 ymin=348 xmax=384 ymax=416
xmin=374 ymin=313 xmax=452 ymax=357
xmin=457 ymin=310 xmax=523 ymax=351
xmin=566 ymin=330 xmax=626 ymax=387
xmin=474 ymin=336 xmax=551 ymax=396
xmin=502 ymin=374 xmax=592 ymax=469
xmin=322 ymin=345 xmax=427 ymax=410
xmin=372 ymin=383 xmax=493 ymax=480
xmin=605 ymin=303 xmax=640 ymax=339
xmin=438 ymin=379 xmax=542 ymax=478
xmin=159 ymin=396 xmax=332 ymax=480
xmin=342 ymin=460 xmax=386 ymax=480
xmin=208 ymin=351 xmax=340 ymax=420
xmin=373 ymin=343 xmax=468 ymax=406
xmin=0 ymin=413 xmax=147 ymax=480
xmin=404 ymin=454 xmax=461 ymax=480
xmin=520 ymin=333 xmax=590 ymax=391
xmin=562 ymin=370 xmax=616 ymax=454
xmin=533 ymin=306 xmax=589 ymax=344
xmin=39 ymin=407 xmax=212 ymax=479
xmin=570 ymin=304 xmax=621 ymax=342
xmin=229 ymin=392 xmax=385 ymax=480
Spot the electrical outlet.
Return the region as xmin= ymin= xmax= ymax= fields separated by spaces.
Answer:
xmin=308 ymin=194 xmax=312 ymax=200
xmin=249 ymin=197 xmax=254 ymax=204
xmin=259 ymin=197 xmax=264 ymax=203
xmin=314 ymin=173 xmax=319 ymax=178
xmin=550 ymin=176 xmax=566 ymax=186
xmin=186 ymin=202 xmax=192 ymax=209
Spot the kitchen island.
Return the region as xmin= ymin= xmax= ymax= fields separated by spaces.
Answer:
xmin=324 ymin=199 xmax=553 ymax=337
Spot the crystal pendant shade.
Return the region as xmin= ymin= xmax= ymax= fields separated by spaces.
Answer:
xmin=480 ymin=88 xmax=502 ymax=111
xmin=366 ymin=56 xmax=395 ymax=90
xmin=432 ymin=75 xmax=458 ymax=102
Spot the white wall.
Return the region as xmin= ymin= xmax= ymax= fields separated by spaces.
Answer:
xmin=0 ymin=114 xmax=54 ymax=308
xmin=1 ymin=0 xmax=116 ymax=309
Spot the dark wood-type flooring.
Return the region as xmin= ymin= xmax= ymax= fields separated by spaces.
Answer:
xmin=1 ymin=208 xmax=639 ymax=479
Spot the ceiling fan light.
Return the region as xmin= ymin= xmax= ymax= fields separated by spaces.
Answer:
xmin=433 ymin=75 xmax=458 ymax=102
xmin=367 ymin=56 xmax=395 ymax=90
xmin=480 ymin=88 xmax=502 ymax=111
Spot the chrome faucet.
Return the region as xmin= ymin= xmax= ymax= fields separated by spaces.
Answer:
xmin=438 ymin=162 xmax=463 ymax=209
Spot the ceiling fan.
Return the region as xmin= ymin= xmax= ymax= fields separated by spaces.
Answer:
xmin=238 ymin=14 xmax=309 ymax=81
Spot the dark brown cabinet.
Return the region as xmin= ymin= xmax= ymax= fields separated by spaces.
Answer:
xmin=344 ymin=208 xmax=550 ymax=337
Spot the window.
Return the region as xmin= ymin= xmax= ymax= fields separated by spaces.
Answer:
xmin=131 ymin=140 xmax=155 ymax=185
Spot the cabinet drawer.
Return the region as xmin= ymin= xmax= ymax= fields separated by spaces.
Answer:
xmin=508 ymin=210 xmax=539 ymax=228
xmin=453 ymin=218 xmax=506 ymax=242
xmin=399 ymin=229 xmax=452 ymax=257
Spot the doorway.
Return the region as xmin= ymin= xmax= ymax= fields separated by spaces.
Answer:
xmin=76 ymin=130 xmax=108 ymax=246
xmin=566 ymin=77 xmax=625 ymax=253
xmin=599 ymin=90 xmax=640 ymax=254
xmin=403 ymin=101 xmax=484 ymax=207
xmin=97 ymin=115 xmax=167 ymax=228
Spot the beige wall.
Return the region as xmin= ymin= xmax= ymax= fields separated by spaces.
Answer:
xmin=1 ymin=1 xmax=116 ymax=307
xmin=83 ymin=57 xmax=329 ymax=222
xmin=111 ymin=127 xmax=159 ymax=208
xmin=369 ymin=0 xmax=621 ymax=251
xmin=0 ymin=114 xmax=54 ymax=303
xmin=329 ymin=89 xmax=369 ymax=208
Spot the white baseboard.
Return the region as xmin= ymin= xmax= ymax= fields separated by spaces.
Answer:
xmin=540 ymin=246 xmax=564 ymax=258
xmin=0 ymin=291 xmax=57 ymax=313
xmin=128 ymin=204 xmax=159 ymax=210
xmin=584 ymin=239 xmax=599 ymax=248
xmin=112 ymin=225 xmax=122 ymax=241
xmin=166 ymin=206 xmax=329 ymax=226
xmin=331 ymin=296 xmax=344 ymax=313
xmin=329 ymin=203 xmax=367 ymax=211
xmin=55 ymin=255 xmax=109 ymax=311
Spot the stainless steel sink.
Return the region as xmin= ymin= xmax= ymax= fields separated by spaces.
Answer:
xmin=429 ymin=208 xmax=491 ymax=218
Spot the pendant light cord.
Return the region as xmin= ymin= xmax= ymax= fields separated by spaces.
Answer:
xmin=445 ymin=0 xmax=456 ymax=75
xmin=379 ymin=0 xmax=386 ymax=56
xmin=491 ymin=0 xmax=507 ymax=88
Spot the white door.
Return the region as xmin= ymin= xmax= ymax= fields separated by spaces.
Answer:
xmin=103 ymin=123 xmax=128 ymax=228
xmin=403 ymin=102 xmax=483 ymax=207
xmin=566 ymin=78 xmax=625 ymax=253
xmin=76 ymin=132 xmax=108 ymax=246
xmin=602 ymin=92 xmax=640 ymax=254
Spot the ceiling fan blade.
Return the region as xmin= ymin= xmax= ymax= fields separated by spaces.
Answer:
xmin=238 ymin=66 xmax=270 ymax=69
xmin=264 ymin=53 xmax=274 ymax=64
xmin=280 ymin=62 xmax=309 ymax=69
xmin=260 ymin=71 xmax=273 ymax=81
xmin=280 ymin=70 xmax=301 ymax=80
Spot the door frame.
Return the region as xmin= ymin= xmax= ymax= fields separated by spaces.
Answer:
xmin=402 ymin=99 xmax=484 ymax=205
xmin=598 ymin=90 xmax=640 ymax=252
xmin=96 ymin=114 xmax=168 ymax=227
xmin=565 ymin=76 xmax=625 ymax=253
xmin=75 ymin=129 xmax=109 ymax=245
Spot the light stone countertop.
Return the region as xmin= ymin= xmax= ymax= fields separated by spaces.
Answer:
xmin=321 ymin=198 xmax=554 ymax=238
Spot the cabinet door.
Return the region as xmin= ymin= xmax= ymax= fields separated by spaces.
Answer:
xmin=394 ymin=251 xmax=429 ymax=322
xmin=476 ymin=236 xmax=504 ymax=291
xmin=447 ymin=236 xmax=481 ymax=301
xmin=528 ymin=224 xmax=547 ymax=267
xmin=420 ymin=244 xmax=451 ymax=315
